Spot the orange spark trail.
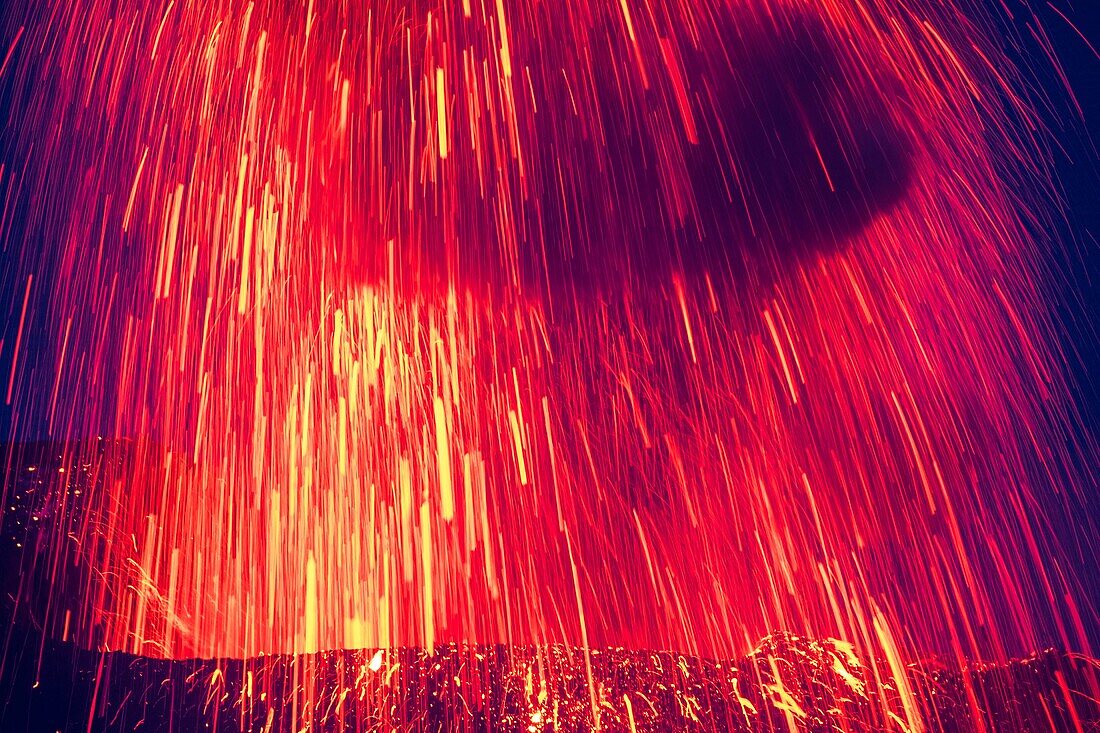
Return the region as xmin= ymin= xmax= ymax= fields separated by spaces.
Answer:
xmin=0 ymin=0 xmax=1097 ymax=730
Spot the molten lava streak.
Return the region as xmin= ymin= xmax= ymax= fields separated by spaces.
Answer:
xmin=0 ymin=0 xmax=1097 ymax=730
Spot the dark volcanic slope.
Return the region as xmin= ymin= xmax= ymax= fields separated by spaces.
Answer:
xmin=1 ymin=628 xmax=1098 ymax=732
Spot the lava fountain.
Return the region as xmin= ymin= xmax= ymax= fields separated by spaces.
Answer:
xmin=0 ymin=0 xmax=1097 ymax=728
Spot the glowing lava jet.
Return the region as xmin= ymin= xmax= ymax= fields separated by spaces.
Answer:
xmin=0 ymin=0 xmax=1096 ymax=728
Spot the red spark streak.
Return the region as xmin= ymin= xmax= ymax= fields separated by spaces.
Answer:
xmin=0 ymin=1 xmax=1095 ymax=722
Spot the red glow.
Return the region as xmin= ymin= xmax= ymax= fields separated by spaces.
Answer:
xmin=0 ymin=0 xmax=1096 ymax=729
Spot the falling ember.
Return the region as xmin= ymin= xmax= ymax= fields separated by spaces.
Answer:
xmin=0 ymin=0 xmax=1097 ymax=730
